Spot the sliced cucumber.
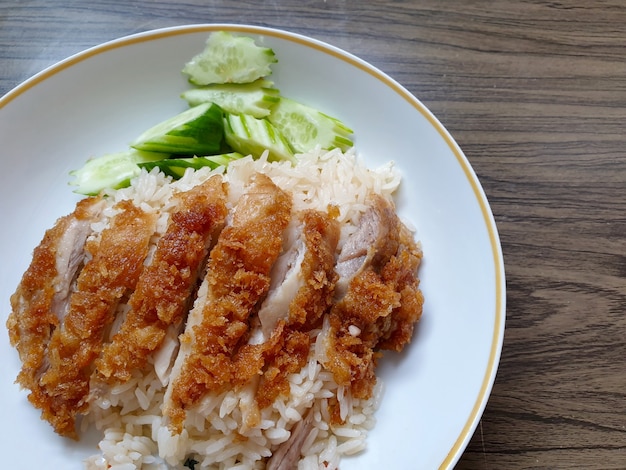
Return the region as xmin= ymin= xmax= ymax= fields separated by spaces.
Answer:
xmin=181 ymin=79 xmax=280 ymax=118
xmin=131 ymin=102 xmax=224 ymax=155
xmin=224 ymin=113 xmax=295 ymax=163
xmin=267 ymin=97 xmax=354 ymax=153
xmin=204 ymin=152 xmax=246 ymax=168
xmin=70 ymin=149 xmax=166 ymax=195
xmin=183 ymin=31 xmax=277 ymax=85
xmin=138 ymin=152 xmax=245 ymax=179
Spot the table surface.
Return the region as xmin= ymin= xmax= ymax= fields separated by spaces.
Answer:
xmin=2 ymin=1 xmax=625 ymax=469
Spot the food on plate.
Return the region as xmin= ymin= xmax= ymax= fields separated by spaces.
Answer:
xmin=182 ymin=31 xmax=277 ymax=85
xmin=91 ymin=175 xmax=229 ymax=394
xmin=180 ymin=79 xmax=280 ymax=118
xmin=7 ymin=148 xmax=423 ymax=469
xmin=5 ymin=31 xmax=424 ymax=470
xmin=266 ymin=97 xmax=354 ymax=154
xmin=224 ymin=112 xmax=296 ymax=163
xmin=6 ymin=196 xmax=105 ymax=431
xmin=163 ymin=172 xmax=293 ymax=433
xmin=131 ymin=102 xmax=225 ymax=156
xmin=70 ymin=31 xmax=354 ymax=196
xmin=69 ymin=149 xmax=166 ymax=195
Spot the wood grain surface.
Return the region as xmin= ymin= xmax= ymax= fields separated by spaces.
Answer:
xmin=2 ymin=1 xmax=626 ymax=468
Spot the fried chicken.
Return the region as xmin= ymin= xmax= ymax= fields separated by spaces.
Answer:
xmin=253 ymin=209 xmax=340 ymax=408
xmin=164 ymin=173 xmax=292 ymax=432
xmin=258 ymin=209 xmax=340 ymax=339
xmin=322 ymin=195 xmax=423 ymax=401
xmin=37 ymin=199 xmax=157 ymax=437
xmin=7 ymin=164 xmax=424 ymax=461
xmin=92 ymin=175 xmax=228 ymax=392
xmin=7 ymin=196 xmax=104 ymax=416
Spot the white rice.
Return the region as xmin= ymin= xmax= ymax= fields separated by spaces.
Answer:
xmin=83 ymin=147 xmax=399 ymax=470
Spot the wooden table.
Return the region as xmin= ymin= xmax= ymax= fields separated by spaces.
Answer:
xmin=2 ymin=1 xmax=625 ymax=468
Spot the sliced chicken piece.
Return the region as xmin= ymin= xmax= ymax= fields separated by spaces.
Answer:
xmin=258 ymin=209 xmax=340 ymax=339
xmin=36 ymin=199 xmax=157 ymax=437
xmin=51 ymin=202 xmax=107 ymax=325
xmin=152 ymin=326 xmax=180 ymax=386
xmin=232 ymin=209 xmax=340 ymax=415
xmin=92 ymin=176 xmax=228 ymax=392
xmin=7 ymin=196 xmax=104 ymax=411
xmin=256 ymin=219 xmax=306 ymax=340
xmin=253 ymin=326 xmax=310 ymax=410
xmin=334 ymin=195 xmax=400 ymax=299
xmin=374 ymin=222 xmax=424 ymax=350
xmin=288 ymin=210 xmax=341 ymax=330
xmin=322 ymin=195 xmax=423 ymax=400
xmin=163 ymin=173 xmax=292 ymax=432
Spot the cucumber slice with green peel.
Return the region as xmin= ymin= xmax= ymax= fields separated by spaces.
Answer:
xmin=138 ymin=152 xmax=245 ymax=178
xmin=204 ymin=152 xmax=246 ymax=167
xmin=224 ymin=113 xmax=295 ymax=163
xmin=181 ymin=79 xmax=280 ymax=118
xmin=70 ymin=149 xmax=166 ymax=195
xmin=267 ymin=97 xmax=354 ymax=153
xmin=183 ymin=31 xmax=277 ymax=85
xmin=131 ymin=102 xmax=224 ymax=155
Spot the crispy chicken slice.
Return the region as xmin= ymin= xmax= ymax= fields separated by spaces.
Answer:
xmin=334 ymin=195 xmax=400 ymax=299
xmin=164 ymin=173 xmax=292 ymax=432
xmin=255 ymin=219 xmax=307 ymax=340
xmin=286 ymin=210 xmax=341 ymax=330
xmin=255 ymin=211 xmax=344 ymax=464
xmin=376 ymin=222 xmax=425 ymax=350
xmin=91 ymin=176 xmax=228 ymax=392
xmin=323 ymin=195 xmax=423 ymax=401
xmin=36 ymin=199 xmax=157 ymax=437
xmin=257 ymin=209 xmax=340 ymax=339
xmin=7 ymin=197 xmax=104 ymax=410
xmin=228 ymin=209 xmax=339 ymax=431
xmin=252 ymin=210 xmax=340 ymax=407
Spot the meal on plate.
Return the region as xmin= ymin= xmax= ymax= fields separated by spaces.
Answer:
xmin=6 ymin=31 xmax=423 ymax=470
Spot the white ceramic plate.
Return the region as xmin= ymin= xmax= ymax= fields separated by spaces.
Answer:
xmin=0 ymin=24 xmax=505 ymax=469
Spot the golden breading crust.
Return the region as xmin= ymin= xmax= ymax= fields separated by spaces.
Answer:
xmin=93 ymin=175 xmax=228 ymax=386
xmin=323 ymin=196 xmax=424 ymax=403
xmin=164 ymin=174 xmax=292 ymax=432
xmin=7 ymin=197 xmax=104 ymax=433
xmin=37 ymin=200 xmax=157 ymax=437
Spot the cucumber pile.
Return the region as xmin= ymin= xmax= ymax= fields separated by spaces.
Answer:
xmin=71 ymin=31 xmax=354 ymax=195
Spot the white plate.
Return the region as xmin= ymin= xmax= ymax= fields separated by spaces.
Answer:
xmin=0 ymin=24 xmax=505 ymax=469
